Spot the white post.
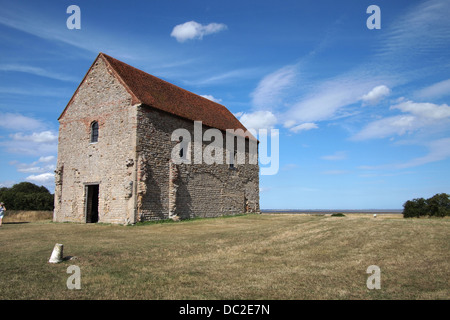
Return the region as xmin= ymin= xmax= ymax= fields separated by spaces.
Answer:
xmin=49 ymin=243 xmax=64 ymax=263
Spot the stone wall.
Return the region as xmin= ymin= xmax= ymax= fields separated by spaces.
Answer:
xmin=54 ymin=57 xmax=138 ymax=224
xmin=136 ymin=106 xmax=260 ymax=221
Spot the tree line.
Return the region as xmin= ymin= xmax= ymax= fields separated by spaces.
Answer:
xmin=403 ymin=193 xmax=450 ymax=218
xmin=0 ymin=182 xmax=54 ymax=211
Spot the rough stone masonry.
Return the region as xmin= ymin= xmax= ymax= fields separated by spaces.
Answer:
xmin=54 ymin=53 xmax=260 ymax=224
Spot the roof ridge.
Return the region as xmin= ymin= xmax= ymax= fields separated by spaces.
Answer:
xmin=60 ymin=52 xmax=255 ymax=140
xmin=99 ymin=52 xmax=229 ymax=109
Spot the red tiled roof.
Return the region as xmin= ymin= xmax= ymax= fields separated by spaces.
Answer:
xmin=82 ymin=53 xmax=253 ymax=139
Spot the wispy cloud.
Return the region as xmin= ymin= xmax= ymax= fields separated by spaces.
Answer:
xmin=0 ymin=86 xmax=71 ymax=97
xmin=321 ymin=170 xmax=349 ymax=175
xmin=0 ymin=4 xmax=90 ymax=52
xmin=351 ymin=114 xmax=416 ymax=141
xmin=352 ymin=99 xmax=450 ymax=141
xmin=360 ymin=137 xmax=450 ymax=170
xmin=0 ymin=64 xmax=78 ymax=82
xmin=377 ymin=0 xmax=450 ymax=59
xmin=415 ymin=79 xmax=450 ymax=99
xmin=321 ymin=151 xmax=347 ymax=161
xmin=0 ymin=2 xmax=165 ymax=63
xmin=285 ymin=73 xmax=383 ymax=123
xmin=189 ymin=67 xmax=263 ymax=86
xmin=289 ymin=123 xmax=318 ymax=133
xmin=281 ymin=163 xmax=299 ymax=171
xmin=251 ymin=64 xmax=298 ymax=110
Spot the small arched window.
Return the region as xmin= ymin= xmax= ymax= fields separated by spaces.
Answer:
xmin=90 ymin=121 xmax=99 ymax=143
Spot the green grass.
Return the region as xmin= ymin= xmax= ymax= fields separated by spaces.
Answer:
xmin=0 ymin=213 xmax=449 ymax=300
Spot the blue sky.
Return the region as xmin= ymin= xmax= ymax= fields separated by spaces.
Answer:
xmin=1 ymin=0 xmax=449 ymax=209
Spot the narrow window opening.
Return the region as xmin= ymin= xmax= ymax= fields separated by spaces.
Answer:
xmin=90 ymin=121 xmax=99 ymax=143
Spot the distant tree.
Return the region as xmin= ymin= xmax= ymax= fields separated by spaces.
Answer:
xmin=403 ymin=193 xmax=450 ymax=218
xmin=403 ymin=198 xmax=428 ymax=218
xmin=10 ymin=182 xmax=49 ymax=194
xmin=427 ymin=193 xmax=450 ymax=217
xmin=0 ymin=182 xmax=54 ymax=211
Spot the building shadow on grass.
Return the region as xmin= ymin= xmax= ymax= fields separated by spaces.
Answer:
xmin=4 ymin=222 xmax=30 ymax=225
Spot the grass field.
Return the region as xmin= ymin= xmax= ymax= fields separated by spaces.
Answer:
xmin=0 ymin=213 xmax=449 ymax=300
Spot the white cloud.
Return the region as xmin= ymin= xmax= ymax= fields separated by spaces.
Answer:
xmin=391 ymin=100 xmax=450 ymax=120
xmin=171 ymin=21 xmax=227 ymax=42
xmin=200 ymin=95 xmax=222 ymax=103
xmin=26 ymin=172 xmax=55 ymax=184
xmin=321 ymin=151 xmax=347 ymax=161
xmin=10 ymin=131 xmax=58 ymax=143
xmin=415 ymin=79 xmax=450 ymax=99
xmin=361 ymin=85 xmax=391 ymax=105
xmin=0 ymin=113 xmax=46 ymax=131
xmin=289 ymin=123 xmax=318 ymax=133
xmin=238 ymin=110 xmax=277 ymax=131
xmin=1 ymin=131 xmax=58 ymax=155
xmin=11 ymin=156 xmax=56 ymax=174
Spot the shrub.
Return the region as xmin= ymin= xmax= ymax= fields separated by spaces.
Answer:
xmin=331 ymin=213 xmax=346 ymax=217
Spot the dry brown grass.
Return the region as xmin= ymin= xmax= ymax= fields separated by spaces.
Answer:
xmin=2 ymin=210 xmax=53 ymax=223
xmin=0 ymin=213 xmax=448 ymax=300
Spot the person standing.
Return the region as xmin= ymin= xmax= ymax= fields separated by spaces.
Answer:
xmin=0 ymin=202 xmax=6 ymax=227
